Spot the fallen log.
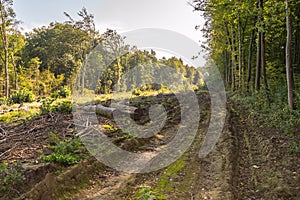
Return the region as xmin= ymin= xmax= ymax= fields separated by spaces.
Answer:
xmin=79 ymin=103 xmax=137 ymax=119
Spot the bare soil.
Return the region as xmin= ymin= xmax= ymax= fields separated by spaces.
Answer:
xmin=0 ymin=93 xmax=299 ymax=200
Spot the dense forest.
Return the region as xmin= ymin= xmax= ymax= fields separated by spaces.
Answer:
xmin=192 ymin=0 xmax=300 ymax=109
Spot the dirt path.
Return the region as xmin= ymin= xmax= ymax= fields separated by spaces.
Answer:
xmin=229 ymin=102 xmax=300 ymax=199
xmin=1 ymin=94 xmax=299 ymax=199
xmin=70 ymin=99 xmax=299 ymax=200
xmin=70 ymin=94 xmax=237 ymax=200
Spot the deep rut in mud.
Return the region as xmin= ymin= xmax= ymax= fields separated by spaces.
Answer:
xmin=1 ymin=93 xmax=299 ymax=200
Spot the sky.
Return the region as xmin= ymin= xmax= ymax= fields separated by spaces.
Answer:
xmin=13 ymin=0 xmax=206 ymax=63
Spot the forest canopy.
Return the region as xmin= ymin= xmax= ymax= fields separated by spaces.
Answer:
xmin=0 ymin=3 xmax=203 ymax=100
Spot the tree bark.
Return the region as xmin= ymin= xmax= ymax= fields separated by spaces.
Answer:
xmin=225 ymin=22 xmax=237 ymax=91
xmin=261 ymin=31 xmax=271 ymax=105
xmin=258 ymin=0 xmax=271 ymax=105
xmin=11 ymin=53 xmax=18 ymax=91
xmin=80 ymin=103 xmax=136 ymax=119
xmin=81 ymin=54 xmax=88 ymax=94
xmin=247 ymin=29 xmax=255 ymax=92
xmin=238 ymin=13 xmax=242 ymax=90
xmin=0 ymin=1 xmax=9 ymax=97
xmin=224 ymin=50 xmax=230 ymax=88
xmin=255 ymin=32 xmax=261 ymax=91
xmin=286 ymin=0 xmax=294 ymax=109
xmin=116 ymin=57 xmax=122 ymax=92
xmin=255 ymin=0 xmax=264 ymax=92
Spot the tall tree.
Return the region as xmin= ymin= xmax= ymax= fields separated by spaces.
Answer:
xmin=247 ymin=28 xmax=255 ymax=91
xmin=0 ymin=0 xmax=15 ymax=97
xmin=24 ymin=23 xmax=89 ymax=86
xmin=64 ymin=7 xmax=101 ymax=93
xmin=285 ymin=0 xmax=294 ymax=109
xmin=10 ymin=30 xmax=24 ymax=91
xmin=259 ymin=0 xmax=270 ymax=104
xmin=101 ymin=29 xmax=129 ymax=91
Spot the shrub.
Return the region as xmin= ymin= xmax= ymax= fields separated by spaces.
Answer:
xmin=132 ymin=88 xmax=142 ymax=96
xmin=57 ymin=86 xmax=71 ymax=98
xmin=40 ymin=99 xmax=73 ymax=114
xmin=136 ymin=188 xmax=158 ymax=200
xmin=10 ymin=89 xmax=35 ymax=104
xmin=0 ymin=110 xmax=35 ymax=123
xmin=40 ymin=98 xmax=56 ymax=114
xmin=42 ymin=137 xmax=87 ymax=166
xmin=0 ymin=162 xmax=25 ymax=192
xmin=52 ymin=101 xmax=73 ymax=113
xmin=50 ymin=92 xmax=59 ymax=99
xmin=0 ymin=97 xmax=13 ymax=106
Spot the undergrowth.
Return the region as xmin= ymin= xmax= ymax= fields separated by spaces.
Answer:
xmin=40 ymin=98 xmax=73 ymax=114
xmin=136 ymin=188 xmax=159 ymax=200
xmin=0 ymin=110 xmax=38 ymax=123
xmin=0 ymin=162 xmax=25 ymax=193
xmin=232 ymin=92 xmax=300 ymax=153
xmin=41 ymin=134 xmax=88 ymax=166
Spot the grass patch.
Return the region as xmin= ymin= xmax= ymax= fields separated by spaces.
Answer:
xmin=0 ymin=110 xmax=38 ymax=123
xmin=154 ymin=154 xmax=188 ymax=194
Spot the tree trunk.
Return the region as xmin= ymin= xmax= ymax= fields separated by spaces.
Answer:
xmin=258 ymin=0 xmax=271 ymax=105
xmin=261 ymin=31 xmax=271 ymax=105
xmin=11 ymin=54 xmax=18 ymax=91
xmin=81 ymin=54 xmax=88 ymax=94
xmin=247 ymin=29 xmax=255 ymax=92
xmin=0 ymin=1 xmax=9 ymax=97
xmin=225 ymin=23 xmax=237 ymax=91
xmin=295 ymin=23 xmax=300 ymax=71
xmin=116 ymin=57 xmax=122 ymax=92
xmin=255 ymin=0 xmax=264 ymax=92
xmin=80 ymin=103 xmax=136 ymax=119
xmin=224 ymin=50 xmax=229 ymax=88
xmin=286 ymin=0 xmax=294 ymax=109
xmin=4 ymin=43 xmax=8 ymax=97
xmin=238 ymin=14 xmax=242 ymax=90
xmin=255 ymin=32 xmax=261 ymax=91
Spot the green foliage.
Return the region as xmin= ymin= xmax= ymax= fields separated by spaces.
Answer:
xmin=156 ymin=156 xmax=187 ymax=193
xmin=40 ymin=98 xmax=73 ymax=114
xmin=50 ymin=92 xmax=60 ymax=99
xmin=0 ymin=110 xmax=36 ymax=123
xmin=0 ymin=97 xmax=13 ymax=106
xmin=18 ymin=58 xmax=65 ymax=96
xmin=24 ymin=23 xmax=90 ymax=86
xmin=136 ymin=188 xmax=159 ymax=200
xmin=42 ymin=137 xmax=87 ymax=166
xmin=289 ymin=138 xmax=300 ymax=153
xmin=57 ymin=86 xmax=71 ymax=98
xmin=166 ymin=98 xmax=173 ymax=104
xmin=192 ymin=0 xmax=300 ymax=110
xmin=132 ymin=88 xmax=142 ymax=96
xmin=52 ymin=101 xmax=73 ymax=113
xmin=233 ymin=93 xmax=300 ymax=135
xmin=10 ymin=88 xmax=35 ymax=103
xmin=40 ymin=98 xmax=55 ymax=114
xmin=103 ymin=124 xmax=115 ymax=131
xmin=0 ymin=162 xmax=25 ymax=192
